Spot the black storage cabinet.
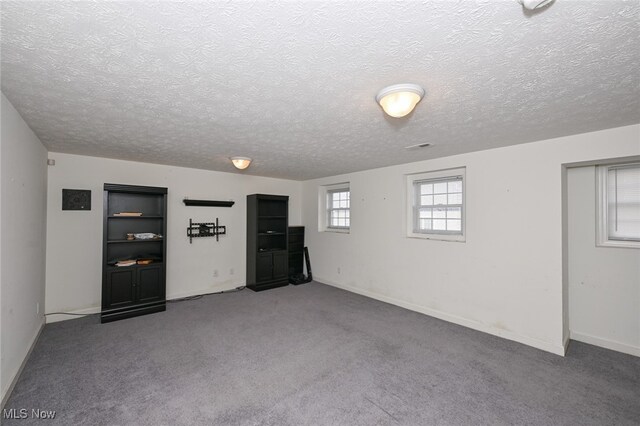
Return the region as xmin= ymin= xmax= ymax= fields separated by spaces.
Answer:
xmin=102 ymin=184 xmax=167 ymax=322
xmin=288 ymin=226 xmax=305 ymax=281
xmin=246 ymin=194 xmax=289 ymax=291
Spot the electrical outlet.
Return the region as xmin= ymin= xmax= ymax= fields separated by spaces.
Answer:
xmin=337 ymin=267 xmax=341 ymax=274
xmin=213 ymin=269 xmax=219 ymax=278
xmin=230 ymin=268 xmax=234 ymax=275
xmin=36 ymin=302 xmax=40 ymax=315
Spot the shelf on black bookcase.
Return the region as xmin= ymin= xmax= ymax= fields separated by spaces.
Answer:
xmin=107 ymin=239 xmax=163 ymax=244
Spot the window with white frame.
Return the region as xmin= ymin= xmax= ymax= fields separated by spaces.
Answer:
xmin=597 ymin=163 xmax=640 ymax=248
xmin=327 ymin=188 xmax=350 ymax=229
xmin=319 ymin=183 xmax=350 ymax=232
xmin=407 ymin=168 xmax=465 ymax=241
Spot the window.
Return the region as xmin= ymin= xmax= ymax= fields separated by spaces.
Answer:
xmin=597 ymin=163 xmax=640 ymax=248
xmin=327 ymin=188 xmax=350 ymax=229
xmin=319 ymin=183 xmax=350 ymax=233
xmin=407 ymin=168 xmax=465 ymax=241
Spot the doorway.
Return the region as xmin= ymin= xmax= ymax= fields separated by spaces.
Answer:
xmin=564 ymin=159 xmax=640 ymax=357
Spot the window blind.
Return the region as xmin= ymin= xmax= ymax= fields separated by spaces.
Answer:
xmin=608 ymin=164 xmax=640 ymax=241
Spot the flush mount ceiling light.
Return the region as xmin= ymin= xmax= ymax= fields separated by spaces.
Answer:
xmin=376 ymin=84 xmax=425 ymax=118
xmin=518 ymin=0 xmax=555 ymax=10
xmin=405 ymin=143 xmax=431 ymax=150
xmin=230 ymin=156 xmax=252 ymax=170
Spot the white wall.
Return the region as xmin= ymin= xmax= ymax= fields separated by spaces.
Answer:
xmin=301 ymin=125 xmax=640 ymax=355
xmin=0 ymin=95 xmax=3 ymax=404
xmin=568 ymin=165 xmax=640 ymax=356
xmin=45 ymin=153 xmax=302 ymax=321
xmin=1 ymin=93 xmax=48 ymax=402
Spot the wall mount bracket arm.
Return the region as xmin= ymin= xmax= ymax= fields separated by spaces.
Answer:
xmin=187 ymin=218 xmax=227 ymax=243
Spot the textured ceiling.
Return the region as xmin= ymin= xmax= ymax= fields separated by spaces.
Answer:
xmin=1 ymin=1 xmax=639 ymax=180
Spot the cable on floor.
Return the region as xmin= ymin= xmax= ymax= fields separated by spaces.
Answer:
xmin=44 ymin=286 xmax=246 ymax=316
xmin=168 ymin=285 xmax=246 ymax=303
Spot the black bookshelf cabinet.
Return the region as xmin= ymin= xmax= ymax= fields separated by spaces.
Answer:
xmin=288 ymin=226 xmax=305 ymax=282
xmin=246 ymin=194 xmax=289 ymax=291
xmin=102 ymin=184 xmax=167 ymax=323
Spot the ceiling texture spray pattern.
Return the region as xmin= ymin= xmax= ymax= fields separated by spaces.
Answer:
xmin=1 ymin=1 xmax=639 ymax=180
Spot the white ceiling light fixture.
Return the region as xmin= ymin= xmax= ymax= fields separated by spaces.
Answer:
xmin=376 ymin=84 xmax=425 ymax=118
xmin=518 ymin=0 xmax=555 ymax=11
xmin=230 ymin=156 xmax=252 ymax=170
xmin=405 ymin=143 xmax=431 ymax=150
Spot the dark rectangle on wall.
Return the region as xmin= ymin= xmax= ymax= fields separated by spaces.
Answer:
xmin=62 ymin=189 xmax=91 ymax=210
xmin=183 ymin=199 xmax=235 ymax=207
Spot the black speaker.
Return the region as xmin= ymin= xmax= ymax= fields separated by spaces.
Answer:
xmin=62 ymin=189 xmax=91 ymax=210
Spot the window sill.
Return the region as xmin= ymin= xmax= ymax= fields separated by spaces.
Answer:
xmin=407 ymin=232 xmax=465 ymax=242
xmin=324 ymin=228 xmax=350 ymax=234
xmin=596 ymin=240 xmax=640 ymax=249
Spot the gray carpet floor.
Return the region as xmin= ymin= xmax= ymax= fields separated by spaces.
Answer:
xmin=3 ymin=282 xmax=640 ymax=425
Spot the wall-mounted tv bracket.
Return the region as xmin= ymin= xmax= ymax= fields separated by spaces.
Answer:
xmin=187 ymin=218 xmax=226 ymax=244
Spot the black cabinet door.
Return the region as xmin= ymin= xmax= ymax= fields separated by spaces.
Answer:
xmin=256 ymin=252 xmax=273 ymax=282
xmin=272 ymin=251 xmax=287 ymax=280
xmin=137 ymin=265 xmax=164 ymax=303
xmin=106 ymin=269 xmax=136 ymax=308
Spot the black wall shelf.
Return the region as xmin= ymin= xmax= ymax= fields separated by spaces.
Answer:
xmin=183 ymin=199 xmax=234 ymax=207
xmin=107 ymin=239 xmax=163 ymax=244
xmin=108 ymin=216 xmax=164 ymax=219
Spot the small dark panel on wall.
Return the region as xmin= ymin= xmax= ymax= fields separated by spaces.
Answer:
xmin=62 ymin=189 xmax=91 ymax=210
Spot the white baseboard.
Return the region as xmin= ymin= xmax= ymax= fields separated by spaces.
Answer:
xmin=563 ymin=333 xmax=571 ymax=355
xmin=570 ymin=331 xmax=640 ymax=357
xmin=317 ymin=277 xmax=566 ymax=356
xmin=45 ymin=283 xmax=247 ymax=324
xmin=1 ymin=321 xmax=45 ymax=409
